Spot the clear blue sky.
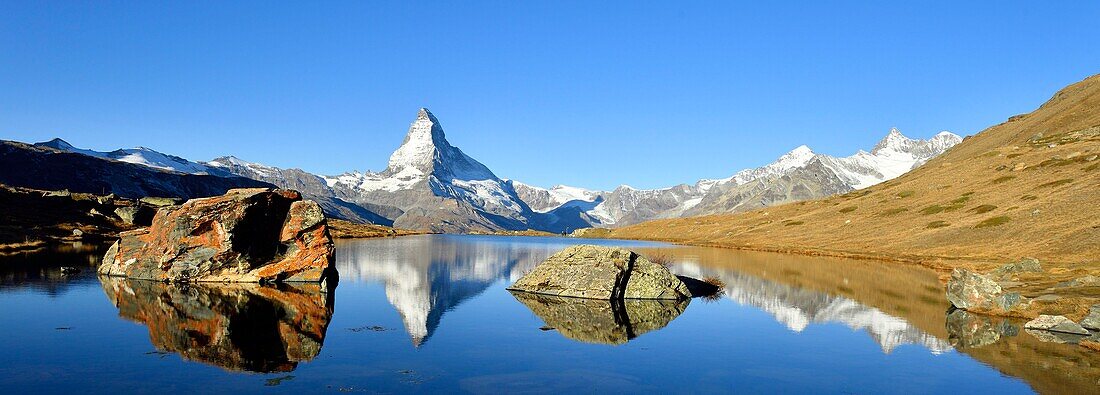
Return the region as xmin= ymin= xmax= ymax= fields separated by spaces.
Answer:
xmin=2 ymin=2 xmax=1098 ymax=190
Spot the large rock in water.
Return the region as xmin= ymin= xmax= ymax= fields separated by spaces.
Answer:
xmin=507 ymin=245 xmax=690 ymax=300
xmin=99 ymin=188 xmax=336 ymax=283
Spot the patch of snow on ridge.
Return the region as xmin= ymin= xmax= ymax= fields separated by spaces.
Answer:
xmin=727 ymin=145 xmax=817 ymax=185
xmin=38 ymin=138 xmax=228 ymax=176
xmin=448 ymin=178 xmax=524 ymax=212
xmin=206 ymin=156 xmax=279 ymax=178
xmin=514 ymin=181 xmax=604 ymax=213
xmin=355 ymin=168 xmax=426 ymax=193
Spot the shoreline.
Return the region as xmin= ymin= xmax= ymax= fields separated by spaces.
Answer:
xmin=573 ymin=233 xmax=1098 ymax=322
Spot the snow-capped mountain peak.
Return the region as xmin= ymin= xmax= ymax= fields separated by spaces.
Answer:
xmin=723 ymin=144 xmax=818 ymax=185
xmin=317 ymin=108 xmax=537 ymax=232
xmin=383 ymin=107 xmax=496 ymax=181
xmin=822 ymin=128 xmax=962 ymax=189
xmin=387 ymin=108 xmax=449 ymax=174
xmin=774 ymin=145 xmax=816 ymax=169
xmin=871 ymin=127 xmax=916 ymax=154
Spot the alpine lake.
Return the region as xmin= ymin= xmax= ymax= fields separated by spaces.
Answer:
xmin=1 ymin=235 xmax=1097 ymax=394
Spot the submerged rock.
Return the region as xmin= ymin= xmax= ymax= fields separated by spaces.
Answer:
xmin=946 ymin=268 xmax=1028 ymax=314
xmin=99 ymin=188 xmax=336 ymax=284
xmin=507 ymin=245 xmax=690 ymax=300
xmin=510 ymin=291 xmax=688 ymax=345
xmin=1024 ymin=315 xmax=1090 ymax=335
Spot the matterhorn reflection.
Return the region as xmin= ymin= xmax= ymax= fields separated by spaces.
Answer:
xmin=100 ymin=276 xmax=334 ymax=372
xmin=336 ymin=235 xmax=563 ymax=347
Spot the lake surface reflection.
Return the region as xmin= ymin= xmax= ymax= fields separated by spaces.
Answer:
xmin=1 ymin=235 xmax=1096 ymax=393
xmin=100 ymin=278 xmax=334 ymax=372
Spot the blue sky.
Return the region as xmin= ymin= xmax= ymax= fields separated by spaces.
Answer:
xmin=2 ymin=2 xmax=1098 ymax=190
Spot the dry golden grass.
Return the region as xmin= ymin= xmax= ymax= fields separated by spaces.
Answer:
xmin=327 ymin=219 xmax=425 ymax=239
xmin=600 ymin=74 xmax=1100 ymax=279
xmin=485 ymin=229 xmax=559 ymax=237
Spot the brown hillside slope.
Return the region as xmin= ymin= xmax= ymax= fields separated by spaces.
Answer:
xmin=606 ymin=74 xmax=1100 ymax=275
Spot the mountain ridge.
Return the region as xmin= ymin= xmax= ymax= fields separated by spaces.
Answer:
xmin=17 ymin=110 xmax=960 ymax=234
xmin=517 ymin=128 xmax=961 ymax=227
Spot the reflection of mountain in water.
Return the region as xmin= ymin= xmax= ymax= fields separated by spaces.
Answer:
xmin=675 ymin=263 xmax=952 ymax=354
xmin=510 ymin=291 xmax=688 ymax=345
xmin=100 ymin=277 xmax=334 ymax=372
xmin=336 ymin=236 xmax=563 ymax=346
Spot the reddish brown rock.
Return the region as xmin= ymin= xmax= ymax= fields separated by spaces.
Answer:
xmin=99 ymin=188 xmax=336 ymax=283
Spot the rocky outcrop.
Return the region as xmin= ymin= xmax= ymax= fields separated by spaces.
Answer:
xmin=1054 ymin=275 xmax=1100 ymax=288
xmin=945 ymin=268 xmax=1029 ymax=315
xmin=990 ymin=257 xmax=1043 ymax=280
xmin=1080 ymin=305 xmax=1100 ymax=331
xmin=0 ymin=184 xmax=157 ymax=245
xmin=507 ymin=245 xmax=690 ymax=300
xmin=510 ymin=291 xmax=688 ymax=345
xmin=99 ymin=188 xmax=336 ymax=284
xmin=100 ymin=276 xmax=333 ymax=372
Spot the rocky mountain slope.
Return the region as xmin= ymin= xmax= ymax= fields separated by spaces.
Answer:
xmin=602 ymin=73 xmax=1100 ymax=271
xmin=0 ymin=140 xmax=272 ymax=199
xmin=518 ymin=129 xmax=961 ymax=227
xmin=204 ymin=156 xmax=391 ymax=226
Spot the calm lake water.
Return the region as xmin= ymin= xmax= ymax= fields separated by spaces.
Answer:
xmin=1 ymin=235 xmax=1096 ymax=394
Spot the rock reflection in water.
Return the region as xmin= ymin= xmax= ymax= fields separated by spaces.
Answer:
xmin=510 ymin=291 xmax=688 ymax=345
xmin=100 ymin=277 xmax=334 ymax=372
xmin=945 ymin=309 xmax=1020 ymax=349
xmin=944 ymin=308 xmax=1100 ymax=393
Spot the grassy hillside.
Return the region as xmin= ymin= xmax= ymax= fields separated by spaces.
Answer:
xmin=605 ymin=74 xmax=1100 ymax=274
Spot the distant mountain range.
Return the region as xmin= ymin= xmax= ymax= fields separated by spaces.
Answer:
xmin=6 ymin=109 xmax=961 ymax=233
xmin=515 ymin=128 xmax=961 ymax=227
